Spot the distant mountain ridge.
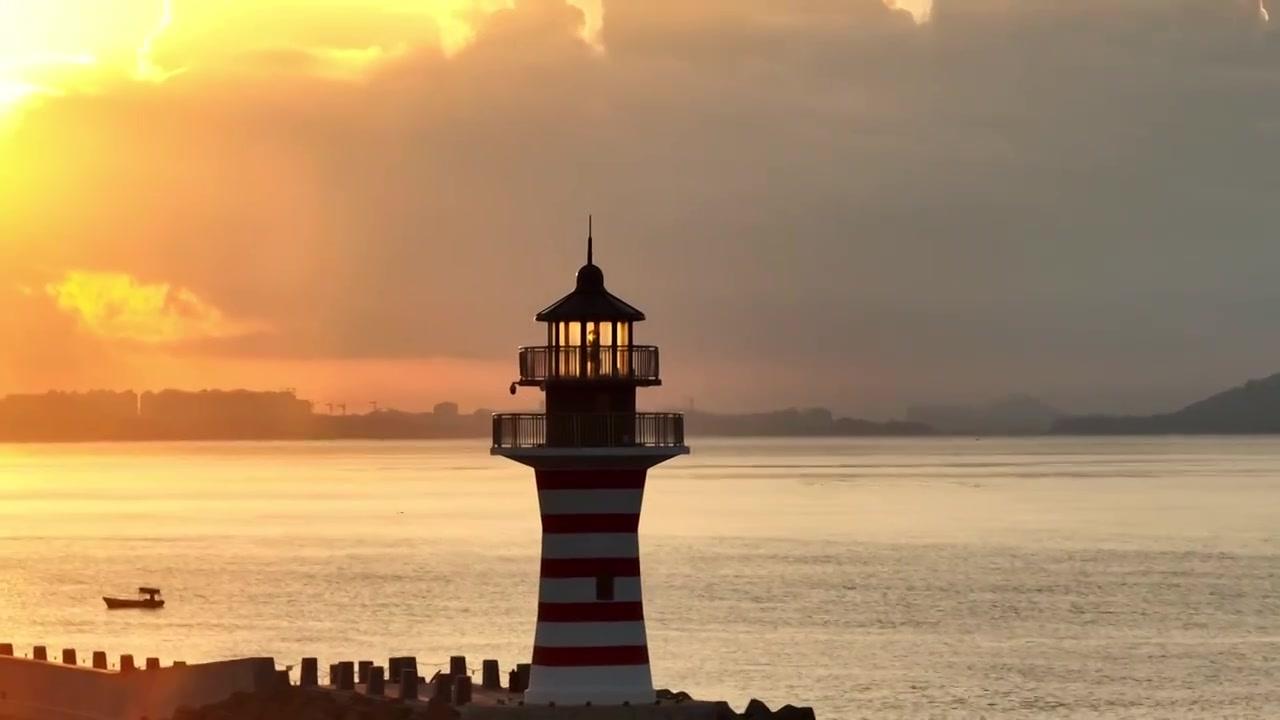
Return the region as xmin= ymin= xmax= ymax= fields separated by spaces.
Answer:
xmin=907 ymin=394 xmax=1065 ymax=435
xmin=679 ymin=407 xmax=934 ymax=437
xmin=1053 ymin=372 xmax=1280 ymax=435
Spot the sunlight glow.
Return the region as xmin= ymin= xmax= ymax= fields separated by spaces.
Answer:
xmin=0 ymin=0 xmax=612 ymax=115
xmin=889 ymin=0 xmax=932 ymax=22
xmin=0 ymin=79 xmax=41 ymax=107
xmin=0 ymin=0 xmax=107 ymax=112
xmin=0 ymin=53 xmax=96 ymax=113
xmin=309 ymin=45 xmax=409 ymax=81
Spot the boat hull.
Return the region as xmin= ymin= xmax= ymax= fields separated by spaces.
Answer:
xmin=103 ymin=597 xmax=165 ymax=610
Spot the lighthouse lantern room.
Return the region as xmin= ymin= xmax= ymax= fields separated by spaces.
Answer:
xmin=491 ymin=219 xmax=689 ymax=706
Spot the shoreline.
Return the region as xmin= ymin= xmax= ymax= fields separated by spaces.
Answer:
xmin=2 ymin=431 xmax=1280 ymax=445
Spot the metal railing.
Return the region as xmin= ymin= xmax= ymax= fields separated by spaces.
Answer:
xmin=517 ymin=345 xmax=660 ymax=384
xmin=492 ymin=412 xmax=685 ymax=449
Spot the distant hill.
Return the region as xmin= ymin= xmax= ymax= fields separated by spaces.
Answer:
xmin=0 ymin=389 xmax=936 ymax=442
xmin=1053 ymin=372 xmax=1280 ymax=435
xmin=680 ymin=407 xmax=935 ymax=437
xmin=907 ymin=394 xmax=1065 ymax=435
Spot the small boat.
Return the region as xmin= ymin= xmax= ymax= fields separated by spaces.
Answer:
xmin=103 ymin=587 xmax=165 ymax=610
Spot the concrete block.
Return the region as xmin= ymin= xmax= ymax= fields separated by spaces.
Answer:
xmin=336 ymin=661 xmax=355 ymax=691
xmin=299 ymin=657 xmax=318 ymax=687
xmin=454 ymin=675 xmax=473 ymax=706
xmin=399 ymin=668 xmax=419 ymax=701
xmin=433 ymin=672 xmax=453 ymax=702
xmin=481 ymin=659 xmax=501 ymax=689
xmin=450 ymin=655 xmax=467 ymax=677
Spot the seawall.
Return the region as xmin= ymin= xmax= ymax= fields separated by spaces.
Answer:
xmin=0 ymin=649 xmax=275 ymax=720
xmin=1 ymin=646 xmax=815 ymax=720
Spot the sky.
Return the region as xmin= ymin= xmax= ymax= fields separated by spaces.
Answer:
xmin=0 ymin=0 xmax=1276 ymax=418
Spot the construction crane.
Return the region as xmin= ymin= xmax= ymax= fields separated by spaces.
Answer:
xmin=325 ymin=403 xmax=334 ymax=414
xmin=337 ymin=403 xmax=347 ymax=415
xmin=370 ymin=401 xmax=379 ymax=413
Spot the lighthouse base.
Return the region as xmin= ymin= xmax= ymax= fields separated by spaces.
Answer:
xmin=524 ymin=664 xmax=656 ymax=706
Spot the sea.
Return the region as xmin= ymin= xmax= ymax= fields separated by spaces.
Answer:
xmin=0 ymin=437 xmax=1277 ymax=719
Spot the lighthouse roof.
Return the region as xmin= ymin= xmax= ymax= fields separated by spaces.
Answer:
xmin=535 ymin=220 xmax=646 ymax=323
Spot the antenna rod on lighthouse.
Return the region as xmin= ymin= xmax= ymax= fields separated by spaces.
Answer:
xmin=587 ymin=214 xmax=593 ymax=265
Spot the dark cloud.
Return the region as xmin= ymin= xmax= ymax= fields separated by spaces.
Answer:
xmin=3 ymin=0 xmax=1278 ymax=414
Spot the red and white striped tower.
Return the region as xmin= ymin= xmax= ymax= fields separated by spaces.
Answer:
xmin=491 ymin=219 xmax=689 ymax=706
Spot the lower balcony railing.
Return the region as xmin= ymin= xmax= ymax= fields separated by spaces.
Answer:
xmin=492 ymin=412 xmax=685 ymax=449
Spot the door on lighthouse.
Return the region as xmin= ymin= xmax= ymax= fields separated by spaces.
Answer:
xmin=592 ymin=390 xmax=616 ymax=447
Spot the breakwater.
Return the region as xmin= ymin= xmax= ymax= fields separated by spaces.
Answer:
xmin=0 ymin=645 xmax=815 ymax=720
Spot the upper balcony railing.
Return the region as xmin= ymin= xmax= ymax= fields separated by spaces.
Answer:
xmin=492 ymin=412 xmax=685 ymax=450
xmin=517 ymin=345 xmax=660 ymax=385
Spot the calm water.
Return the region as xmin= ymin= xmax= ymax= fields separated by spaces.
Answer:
xmin=1 ymin=437 xmax=1277 ymax=719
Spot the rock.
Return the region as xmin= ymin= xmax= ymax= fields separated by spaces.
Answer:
xmin=743 ymin=698 xmax=773 ymax=719
xmin=176 ymin=681 xmax=813 ymax=720
xmin=773 ymin=705 xmax=817 ymax=720
xmin=420 ymin=701 xmax=460 ymax=720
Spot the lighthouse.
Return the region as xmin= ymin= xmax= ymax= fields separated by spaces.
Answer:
xmin=491 ymin=220 xmax=689 ymax=706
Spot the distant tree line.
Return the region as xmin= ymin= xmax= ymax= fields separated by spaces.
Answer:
xmin=0 ymin=390 xmax=936 ymax=442
xmin=4 ymin=371 xmax=1274 ymax=442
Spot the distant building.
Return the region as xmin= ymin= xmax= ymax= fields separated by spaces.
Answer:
xmin=138 ymin=389 xmax=312 ymax=439
xmin=0 ymin=390 xmax=139 ymax=441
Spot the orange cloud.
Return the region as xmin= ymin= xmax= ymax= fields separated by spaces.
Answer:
xmin=44 ymin=270 xmax=267 ymax=344
xmin=134 ymin=0 xmax=183 ymax=83
xmin=0 ymin=0 xmax=603 ymax=104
